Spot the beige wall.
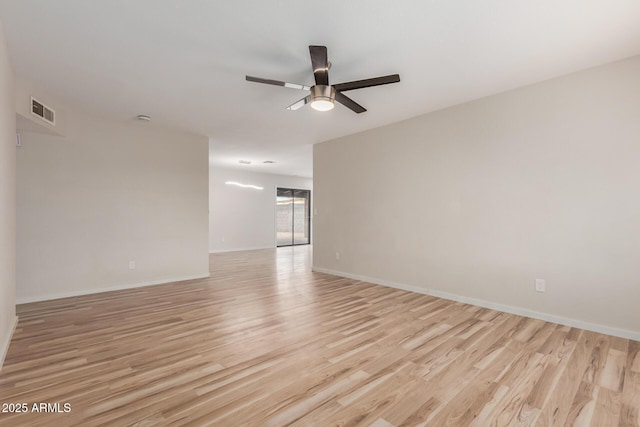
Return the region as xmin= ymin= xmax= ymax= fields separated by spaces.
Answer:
xmin=17 ymin=98 xmax=210 ymax=302
xmin=314 ymin=55 xmax=640 ymax=338
xmin=0 ymin=19 xmax=17 ymax=367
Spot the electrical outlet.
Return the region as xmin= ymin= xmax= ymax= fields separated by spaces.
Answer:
xmin=535 ymin=279 xmax=546 ymax=293
xmin=335 ymin=252 xmax=340 ymax=260
xmin=129 ymin=261 xmax=136 ymax=270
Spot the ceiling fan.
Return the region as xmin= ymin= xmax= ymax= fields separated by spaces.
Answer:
xmin=246 ymin=45 xmax=400 ymax=114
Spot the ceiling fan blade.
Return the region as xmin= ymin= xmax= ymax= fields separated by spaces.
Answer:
xmin=286 ymin=95 xmax=312 ymax=111
xmin=333 ymin=74 xmax=400 ymax=92
xmin=309 ymin=45 xmax=329 ymax=86
xmin=335 ymin=91 xmax=366 ymax=114
xmin=246 ymin=76 xmax=310 ymax=91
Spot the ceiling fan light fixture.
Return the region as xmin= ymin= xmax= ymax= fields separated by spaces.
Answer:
xmin=310 ymin=85 xmax=335 ymax=112
xmin=310 ymin=98 xmax=334 ymax=111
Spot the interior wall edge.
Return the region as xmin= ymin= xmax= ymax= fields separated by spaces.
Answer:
xmin=312 ymin=266 xmax=640 ymax=341
xmin=0 ymin=316 xmax=18 ymax=371
xmin=15 ymin=273 xmax=211 ymax=305
xmin=209 ymin=245 xmax=275 ymax=254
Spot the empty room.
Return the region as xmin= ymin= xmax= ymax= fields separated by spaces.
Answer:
xmin=1 ymin=1 xmax=639 ymax=426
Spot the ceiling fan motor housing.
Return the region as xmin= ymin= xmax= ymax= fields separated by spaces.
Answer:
xmin=310 ymin=85 xmax=336 ymax=111
xmin=311 ymin=85 xmax=335 ymax=102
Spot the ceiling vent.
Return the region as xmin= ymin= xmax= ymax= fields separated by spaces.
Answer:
xmin=30 ymin=97 xmax=55 ymax=125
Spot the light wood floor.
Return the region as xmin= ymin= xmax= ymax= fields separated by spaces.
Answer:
xmin=1 ymin=247 xmax=638 ymax=426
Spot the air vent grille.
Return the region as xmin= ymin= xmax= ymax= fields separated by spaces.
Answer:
xmin=30 ymin=97 xmax=55 ymax=125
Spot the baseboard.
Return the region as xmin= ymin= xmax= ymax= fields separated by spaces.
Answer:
xmin=312 ymin=266 xmax=640 ymax=341
xmin=209 ymin=246 xmax=274 ymax=254
xmin=0 ymin=316 xmax=19 ymax=371
xmin=16 ymin=273 xmax=211 ymax=304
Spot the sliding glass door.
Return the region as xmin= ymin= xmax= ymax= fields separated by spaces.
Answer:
xmin=277 ymin=188 xmax=311 ymax=247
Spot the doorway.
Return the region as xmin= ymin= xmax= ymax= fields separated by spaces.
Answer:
xmin=276 ymin=188 xmax=311 ymax=247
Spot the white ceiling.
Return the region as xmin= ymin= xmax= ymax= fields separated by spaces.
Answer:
xmin=2 ymin=0 xmax=640 ymax=178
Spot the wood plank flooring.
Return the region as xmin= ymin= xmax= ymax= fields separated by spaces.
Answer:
xmin=0 ymin=246 xmax=638 ymax=426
